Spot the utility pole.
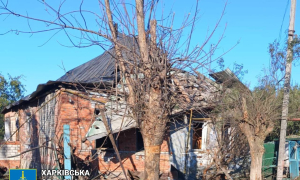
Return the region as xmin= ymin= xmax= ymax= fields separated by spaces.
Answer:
xmin=277 ymin=0 xmax=296 ymax=179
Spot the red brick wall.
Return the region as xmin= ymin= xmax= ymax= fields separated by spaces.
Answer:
xmin=97 ymin=148 xmax=170 ymax=173
xmin=98 ymin=130 xmax=170 ymax=174
xmin=3 ymin=89 xmax=171 ymax=176
xmin=57 ymin=91 xmax=171 ymax=174
xmin=18 ymin=107 xmax=35 ymax=167
xmin=56 ymin=91 xmax=95 ymax=160
xmin=0 ymin=160 xmax=20 ymax=169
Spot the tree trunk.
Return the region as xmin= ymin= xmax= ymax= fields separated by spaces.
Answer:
xmin=249 ymin=139 xmax=264 ymax=180
xmin=141 ymin=94 xmax=167 ymax=180
xmin=141 ymin=114 xmax=167 ymax=180
xmin=240 ymin=99 xmax=266 ymax=180
xmin=143 ymin=142 xmax=162 ymax=180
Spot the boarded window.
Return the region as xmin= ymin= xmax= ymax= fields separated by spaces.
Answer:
xmin=192 ymin=123 xmax=203 ymax=149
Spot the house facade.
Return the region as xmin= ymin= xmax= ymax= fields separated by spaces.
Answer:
xmin=0 ymin=39 xmax=230 ymax=179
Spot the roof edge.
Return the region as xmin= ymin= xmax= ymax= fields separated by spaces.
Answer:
xmin=1 ymin=78 xmax=115 ymax=114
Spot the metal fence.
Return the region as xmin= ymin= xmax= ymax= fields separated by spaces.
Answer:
xmin=262 ymin=142 xmax=277 ymax=180
xmin=262 ymin=156 xmax=277 ymax=180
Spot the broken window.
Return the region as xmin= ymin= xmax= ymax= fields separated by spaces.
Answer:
xmin=192 ymin=122 xmax=203 ymax=149
xmin=136 ymin=129 xmax=144 ymax=151
xmin=94 ymin=108 xmax=100 ymax=118
xmin=4 ymin=118 xmax=10 ymax=141
xmin=16 ymin=117 xmax=19 ymax=141
xmin=96 ymin=136 xmax=114 ymax=150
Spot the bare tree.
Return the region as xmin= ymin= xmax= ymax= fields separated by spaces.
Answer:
xmin=238 ymin=84 xmax=280 ymax=180
xmin=0 ymin=0 xmax=231 ymax=179
xmin=202 ymin=116 xmax=250 ymax=180
xmin=204 ymin=73 xmax=282 ymax=180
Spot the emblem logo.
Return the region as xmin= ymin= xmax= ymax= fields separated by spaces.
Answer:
xmin=9 ymin=169 xmax=36 ymax=180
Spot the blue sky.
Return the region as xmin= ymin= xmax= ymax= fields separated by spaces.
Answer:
xmin=0 ymin=0 xmax=299 ymax=95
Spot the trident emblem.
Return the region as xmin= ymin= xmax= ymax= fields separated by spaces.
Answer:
xmin=19 ymin=171 xmax=27 ymax=180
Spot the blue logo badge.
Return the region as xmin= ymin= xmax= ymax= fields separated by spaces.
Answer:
xmin=9 ymin=169 xmax=37 ymax=180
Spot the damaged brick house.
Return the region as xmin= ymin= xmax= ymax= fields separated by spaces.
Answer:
xmin=0 ymin=36 xmax=237 ymax=179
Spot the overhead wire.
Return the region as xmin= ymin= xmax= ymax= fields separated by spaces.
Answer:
xmin=278 ymin=0 xmax=290 ymax=43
